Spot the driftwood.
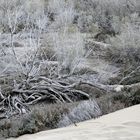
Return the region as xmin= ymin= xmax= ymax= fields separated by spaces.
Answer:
xmin=0 ymin=77 xmax=90 ymax=119
xmin=0 ymin=74 xmax=140 ymax=119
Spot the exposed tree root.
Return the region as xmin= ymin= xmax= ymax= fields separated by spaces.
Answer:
xmin=0 ymin=74 xmax=140 ymax=119
xmin=0 ymin=77 xmax=90 ymax=119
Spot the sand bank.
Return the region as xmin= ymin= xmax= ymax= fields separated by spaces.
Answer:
xmin=8 ymin=105 xmax=140 ymax=140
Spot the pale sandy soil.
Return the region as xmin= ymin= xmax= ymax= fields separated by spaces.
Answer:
xmin=8 ymin=105 xmax=140 ymax=140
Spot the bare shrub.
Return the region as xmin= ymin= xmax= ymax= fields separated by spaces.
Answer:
xmin=47 ymin=0 xmax=75 ymax=31
xmin=38 ymin=0 xmax=84 ymax=76
xmin=52 ymin=32 xmax=85 ymax=75
xmin=40 ymin=29 xmax=85 ymax=77
xmin=0 ymin=0 xmax=48 ymax=33
xmin=109 ymin=23 xmax=140 ymax=64
xmin=74 ymin=0 xmax=140 ymax=33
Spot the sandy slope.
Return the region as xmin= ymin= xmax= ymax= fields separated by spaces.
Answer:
xmin=8 ymin=105 xmax=140 ymax=140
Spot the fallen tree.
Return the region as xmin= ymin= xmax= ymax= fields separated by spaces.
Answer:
xmin=0 ymin=76 xmax=90 ymax=119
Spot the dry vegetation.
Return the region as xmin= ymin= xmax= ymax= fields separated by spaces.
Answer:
xmin=0 ymin=0 xmax=140 ymax=139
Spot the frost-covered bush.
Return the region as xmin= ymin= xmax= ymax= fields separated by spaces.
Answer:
xmin=74 ymin=0 xmax=140 ymax=33
xmin=111 ymin=23 xmax=140 ymax=49
xmin=0 ymin=0 xmax=48 ymax=33
xmin=47 ymin=0 xmax=76 ymax=31
xmin=58 ymin=100 xmax=102 ymax=127
xmin=0 ymin=0 xmax=25 ymax=33
xmin=50 ymin=31 xmax=85 ymax=75
xmin=108 ymin=23 xmax=140 ymax=64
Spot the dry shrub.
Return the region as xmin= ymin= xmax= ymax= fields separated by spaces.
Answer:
xmin=58 ymin=100 xmax=101 ymax=127
xmin=41 ymin=31 xmax=86 ymax=76
xmin=53 ymin=32 xmax=85 ymax=75
xmin=38 ymin=46 xmax=56 ymax=61
xmin=97 ymin=93 xmax=126 ymax=115
xmin=108 ymin=23 xmax=140 ymax=65
xmin=0 ymin=103 xmax=77 ymax=138
xmin=74 ymin=0 xmax=140 ymax=33
xmin=98 ymin=89 xmax=140 ymax=116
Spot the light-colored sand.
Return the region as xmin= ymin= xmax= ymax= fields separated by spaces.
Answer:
xmin=8 ymin=105 xmax=140 ymax=140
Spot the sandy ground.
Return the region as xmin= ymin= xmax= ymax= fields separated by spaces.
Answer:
xmin=8 ymin=105 xmax=140 ymax=140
